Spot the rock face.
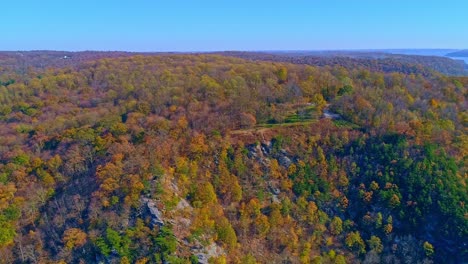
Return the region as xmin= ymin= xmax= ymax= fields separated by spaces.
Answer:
xmin=140 ymin=182 xmax=226 ymax=264
xmin=195 ymin=253 xmax=208 ymax=264
xmin=247 ymin=141 xmax=295 ymax=204
xmin=278 ymin=154 xmax=292 ymax=168
xmin=247 ymin=141 xmax=294 ymax=169
xmin=175 ymin=198 xmax=191 ymax=211
xmin=141 ymin=198 xmax=164 ymax=227
xmin=191 ymin=242 xmax=225 ymax=264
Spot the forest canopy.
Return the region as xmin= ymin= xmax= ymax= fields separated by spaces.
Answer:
xmin=0 ymin=54 xmax=466 ymax=263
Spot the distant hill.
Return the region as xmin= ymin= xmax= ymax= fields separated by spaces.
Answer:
xmin=1 ymin=50 xmax=467 ymax=76
xmin=267 ymin=49 xmax=459 ymax=58
xmin=446 ymin=50 xmax=468 ymax=57
xmin=0 ymin=51 xmax=156 ymax=72
xmin=215 ymin=51 xmax=468 ymax=76
xmin=267 ymin=51 xmax=468 ymax=76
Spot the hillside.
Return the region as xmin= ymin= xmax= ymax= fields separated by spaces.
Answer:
xmin=0 ymin=54 xmax=466 ymax=264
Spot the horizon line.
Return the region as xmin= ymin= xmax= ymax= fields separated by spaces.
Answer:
xmin=0 ymin=48 xmax=466 ymax=53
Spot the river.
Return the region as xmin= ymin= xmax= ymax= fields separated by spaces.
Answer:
xmin=447 ymin=57 xmax=468 ymax=65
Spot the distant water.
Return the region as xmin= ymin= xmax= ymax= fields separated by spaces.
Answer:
xmin=447 ymin=57 xmax=468 ymax=64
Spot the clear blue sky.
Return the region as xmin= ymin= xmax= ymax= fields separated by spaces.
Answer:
xmin=2 ymin=0 xmax=467 ymax=51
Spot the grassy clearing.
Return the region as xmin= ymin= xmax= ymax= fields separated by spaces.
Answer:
xmin=284 ymin=105 xmax=317 ymax=123
xmin=259 ymin=104 xmax=318 ymax=128
xmin=332 ymin=119 xmax=360 ymax=129
xmin=256 ymin=120 xmax=317 ymax=128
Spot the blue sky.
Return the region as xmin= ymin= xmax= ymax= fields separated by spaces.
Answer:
xmin=2 ymin=0 xmax=467 ymax=51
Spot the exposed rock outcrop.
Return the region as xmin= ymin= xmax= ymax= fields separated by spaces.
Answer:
xmin=141 ymin=197 xmax=164 ymax=227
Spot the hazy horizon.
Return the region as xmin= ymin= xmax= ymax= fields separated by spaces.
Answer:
xmin=0 ymin=48 xmax=465 ymax=53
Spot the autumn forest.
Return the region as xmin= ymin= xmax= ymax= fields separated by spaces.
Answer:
xmin=0 ymin=52 xmax=466 ymax=264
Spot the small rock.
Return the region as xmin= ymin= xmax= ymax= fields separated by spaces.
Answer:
xmin=270 ymin=186 xmax=281 ymax=195
xmin=196 ymin=253 xmax=208 ymax=264
xmin=176 ymin=198 xmax=191 ymax=210
xmin=278 ymin=155 xmax=292 ymax=168
xmin=272 ymin=195 xmax=280 ymax=204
